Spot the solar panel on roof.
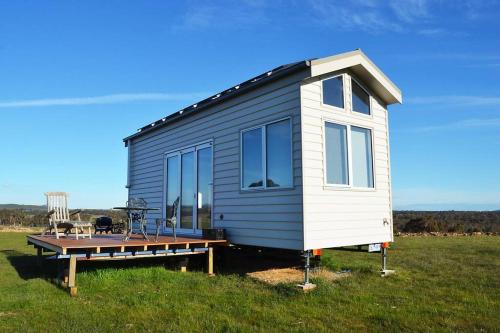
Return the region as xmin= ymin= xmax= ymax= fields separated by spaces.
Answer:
xmin=129 ymin=59 xmax=314 ymax=138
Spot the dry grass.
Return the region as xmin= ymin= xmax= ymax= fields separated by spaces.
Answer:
xmin=247 ymin=267 xmax=350 ymax=285
xmin=0 ymin=226 xmax=42 ymax=233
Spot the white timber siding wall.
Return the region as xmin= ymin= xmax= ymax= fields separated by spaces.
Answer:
xmin=300 ymin=70 xmax=393 ymax=250
xmin=128 ymin=69 xmax=309 ymax=250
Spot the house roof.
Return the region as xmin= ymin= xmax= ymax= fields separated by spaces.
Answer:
xmin=124 ymin=49 xmax=401 ymax=144
xmin=310 ymin=49 xmax=402 ymax=105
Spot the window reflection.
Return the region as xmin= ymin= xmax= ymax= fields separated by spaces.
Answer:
xmin=323 ymin=76 xmax=344 ymax=108
xmin=266 ymin=119 xmax=292 ymax=187
xmin=352 ymin=80 xmax=370 ymax=115
xmin=325 ymin=123 xmax=349 ymax=185
xmin=180 ymin=152 xmax=194 ymax=229
xmin=351 ymin=126 xmax=374 ymax=187
xmin=242 ymin=128 xmax=263 ymax=188
xmin=197 ymin=147 xmax=212 ymax=229
xmin=166 ymin=156 xmax=179 ymax=220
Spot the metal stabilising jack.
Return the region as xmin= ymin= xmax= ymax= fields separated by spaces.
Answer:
xmin=297 ymin=250 xmax=317 ymax=291
xmin=380 ymin=242 xmax=395 ymax=277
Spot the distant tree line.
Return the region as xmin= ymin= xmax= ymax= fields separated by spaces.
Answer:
xmin=0 ymin=209 xmax=127 ymax=227
xmin=393 ymin=211 xmax=500 ymax=233
xmin=1 ymin=208 xmax=499 ymax=234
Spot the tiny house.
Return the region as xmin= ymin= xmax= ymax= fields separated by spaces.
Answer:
xmin=124 ymin=50 xmax=402 ymax=253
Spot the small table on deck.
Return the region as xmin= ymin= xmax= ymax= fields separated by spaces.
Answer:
xmin=113 ymin=206 xmax=160 ymax=241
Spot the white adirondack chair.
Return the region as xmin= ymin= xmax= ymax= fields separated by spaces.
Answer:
xmin=43 ymin=192 xmax=92 ymax=239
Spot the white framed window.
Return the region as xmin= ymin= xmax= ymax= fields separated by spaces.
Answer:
xmin=241 ymin=118 xmax=293 ymax=190
xmin=351 ymin=126 xmax=374 ymax=187
xmin=322 ymin=75 xmax=345 ymax=110
xmin=324 ymin=121 xmax=374 ymax=188
xmin=351 ymin=77 xmax=371 ymax=115
xmin=325 ymin=122 xmax=349 ymax=185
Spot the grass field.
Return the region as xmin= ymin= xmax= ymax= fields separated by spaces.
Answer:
xmin=0 ymin=233 xmax=498 ymax=332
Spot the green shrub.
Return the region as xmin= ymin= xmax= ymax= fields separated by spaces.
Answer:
xmin=403 ymin=217 xmax=441 ymax=232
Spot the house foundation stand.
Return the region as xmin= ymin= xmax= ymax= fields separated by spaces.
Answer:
xmin=380 ymin=245 xmax=395 ymax=277
xmin=297 ymin=250 xmax=316 ymax=292
xmin=207 ymin=247 xmax=214 ymax=276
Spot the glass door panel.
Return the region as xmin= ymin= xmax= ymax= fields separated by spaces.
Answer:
xmin=165 ymin=156 xmax=179 ymax=221
xmin=197 ymin=147 xmax=212 ymax=230
xmin=180 ymin=152 xmax=194 ymax=230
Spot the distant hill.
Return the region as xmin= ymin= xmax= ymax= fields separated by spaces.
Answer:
xmin=0 ymin=204 xmax=45 ymax=211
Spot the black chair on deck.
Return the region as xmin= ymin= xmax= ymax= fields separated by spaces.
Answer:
xmin=94 ymin=216 xmax=113 ymax=234
xmin=155 ymin=197 xmax=179 ymax=242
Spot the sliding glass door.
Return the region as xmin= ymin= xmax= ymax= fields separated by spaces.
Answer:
xmin=164 ymin=142 xmax=212 ymax=234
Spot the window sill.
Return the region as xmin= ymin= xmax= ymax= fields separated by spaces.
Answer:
xmin=240 ymin=186 xmax=295 ymax=193
xmin=323 ymin=185 xmax=376 ymax=192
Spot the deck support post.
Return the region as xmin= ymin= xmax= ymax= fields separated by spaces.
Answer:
xmin=297 ymin=250 xmax=316 ymax=291
xmin=380 ymin=245 xmax=395 ymax=277
xmin=180 ymin=258 xmax=188 ymax=272
xmin=36 ymin=247 xmax=43 ymax=267
xmin=68 ymin=255 xmax=77 ymax=296
xmin=56 ymin=260 xmax=65 ymax=286
xmin=63 ymin=268 xmax=69 ymax=285
xmin=207 ymin=247 xmax=214 ymax=276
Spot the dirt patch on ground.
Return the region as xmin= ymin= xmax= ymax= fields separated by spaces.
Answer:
xmin=247 ymin=267 xmax=350 ymax=285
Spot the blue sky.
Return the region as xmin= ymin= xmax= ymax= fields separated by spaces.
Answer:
xmin=0 ymin=0 xmax=499 ymax=210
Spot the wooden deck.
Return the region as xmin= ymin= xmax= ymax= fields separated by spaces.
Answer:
xmin=27 ymin=234 xmax=227 ymax=296
xmin=27 ymin=234 xmax=227 ymax=255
